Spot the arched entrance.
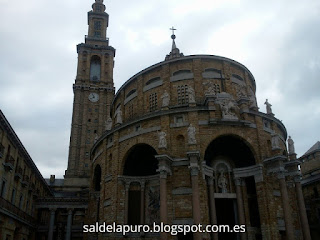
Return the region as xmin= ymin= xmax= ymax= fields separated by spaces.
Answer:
xmin=205 ymin=135 xmax=261 ymax=240
xmin=122 ymin=144 xmax=159 ymax=226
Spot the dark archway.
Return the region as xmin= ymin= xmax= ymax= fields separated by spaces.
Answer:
xmin=93 ymin=164 xmax=101 ymax=191
xmin=123 ymin=144 xmax=158 ymax=176
xmin=204 ymin=135 xmax=256 ymax=167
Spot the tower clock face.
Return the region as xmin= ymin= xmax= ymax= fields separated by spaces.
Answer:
xmin=88 ymin=93 xmax=99 ymax=102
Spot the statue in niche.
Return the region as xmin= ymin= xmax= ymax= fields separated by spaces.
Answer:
xmin=220 ymin=99 xmax=237 ymax=120
xmin=158 ymin=131 xmax=167 ymax=149
xmin=105 ymin=116 xmax=113 ymax=130
xmin=187 ymin=86 xmax=196 ymax=103
xmin=161 ymin=90 xmax=170 ymax=107
xmin=265 ymin=99 xmax=273 ymax=114
xmin=248 ymin=88 xmax=258 ymax=108
xmin=114 ymin=106 xmax=122 ymax=124
xmin=288 ymin=136 xmax=295 ymax=154
xmin=271 ymin=134 xmax=280 ymax=149
xmin=187 ymin=124 xmax=196 ymax=144
xmin=218 ymin=169 xmax=228 ymax=193
xmin=94 ymin=134 xmax=99 ymax=144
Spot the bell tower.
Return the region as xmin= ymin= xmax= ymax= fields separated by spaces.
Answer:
xmin=64 ymin=0 xmax=115 ymax=187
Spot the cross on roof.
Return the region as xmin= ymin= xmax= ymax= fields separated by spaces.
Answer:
xmin=170 ymin=27 xmax=177 ymax=35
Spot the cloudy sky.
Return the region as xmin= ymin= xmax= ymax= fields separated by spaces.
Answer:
xmin=1 ymin=0 xmax=319 ymax=178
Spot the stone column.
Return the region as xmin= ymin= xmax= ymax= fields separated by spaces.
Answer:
xmin=208 ymin=177 xmax=218 ymax=240
xmin=160 ymin=171 xmax=168 ymax=240
xmin=278 ymin=173 xmax=294 ymax=240
xmin=156 ymin=154 xmax=172 ymax=240
xmin=124 ymin=182 xmax=130 ymax=224
xmin=48 ymin=208 xmax=56 ymax=240
xmin=188 ymin=152 xmax=201 ymax=240
xmin=65 ymin=209 xmax=73 ymax=240
xmin=140 ymin=181 xmax=146 ymax=225
xmin=235 ymin=178 xmax=247 ymax=240
xmin=295 ymin=177 xmax=311 ymax=240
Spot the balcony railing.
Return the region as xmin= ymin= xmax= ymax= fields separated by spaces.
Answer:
xmin=14 ymin=166 xmax=23 ymax=180
xmin=0 ymin=196 xmax=35 ymax=225
xmin=3 ymin=155 xmax=14 ymax=171
xmin=21 ymin=175 xmax=30 ymax=187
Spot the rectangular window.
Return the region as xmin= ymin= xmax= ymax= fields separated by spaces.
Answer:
xmin=94 ymin=21 xmax=101 ymax=30
xmin=19 ymin=195 xmax=23 ymax=209
xmin=128 ymin=104 xmax=134 ymax=119
xmin=94 ymin=31 xmax=101 ymax=38
xmin=0 ymin=180 xmax=6 ymax=197
xmin=177 ymin=85 xmax=189 ymax=105
xmin=11 ymin=189 xmax=16 ymax=204
xmin=149 ymin=93 xmax=158 ymax=112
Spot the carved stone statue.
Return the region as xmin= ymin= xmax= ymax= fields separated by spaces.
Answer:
xmin=288 ymin=136 xmax=295 ymax=154
xmin=187 ymin=124 xmax=196 ymax=144
xmin=271 ymin=134 xmax=280 ymax=149
xmin=94 ymin=134 xmax=99 ymax=144
xmin=215 ymin=92 xmax=238 ymax=120
xmin=105 ymin=116 xmax=113 ymax=130
xmin=115 ymin=106 xmax=122 ymax=124
xmin=161 ymin=90 xmax=170 ymax=107
xmin=187 ymin=86 xmax=196 ymax=103
xmin=265 ymin=99 xmax=273 ymax=114
xmin=158 ymin=131 xmax=167 ymax=149
xmin=218 ymin=170 xmax=228 ymax=193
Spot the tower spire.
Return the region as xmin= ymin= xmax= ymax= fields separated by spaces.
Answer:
xmin=85 ymin=0 xmax=109 ymax=45
xmin=165 ymin=26 xmax=184 ymax=61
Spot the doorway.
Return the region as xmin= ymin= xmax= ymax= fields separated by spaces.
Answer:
xmin=215 ymin=198 xmax=238 ymax=240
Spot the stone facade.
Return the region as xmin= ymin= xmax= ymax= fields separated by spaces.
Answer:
xmin=300 ymin=142 xmax=320 ymax=240
xmin=0 ymin=110 xmax=52 ymax=240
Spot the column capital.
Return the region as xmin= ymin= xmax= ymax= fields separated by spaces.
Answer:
xmin=294 ymin=175 xmax=302 ymax=183
xmin=187 ymin=151 xmax=200 ymax=160
xmin=140 ymin=180 xmax=146 ymax=190
xmin=156 ymin=154 xmax=172 ymax=177
xmin=49 ymin=208 xmax=57 ymax=213
xmin=234 ymin=177 xmax=244 ymax=186
xmin=125 ymin=182 xmax=130 ymax=191
xmin=207 ymin=176 xmax=215 ymax=185
xmin=67 ymin=208 xmax=73 ymax=214
xmin=277 ymin=171 xmax=286 ymax=179
xmin=189 ymin=166 xmax=200 ymax=176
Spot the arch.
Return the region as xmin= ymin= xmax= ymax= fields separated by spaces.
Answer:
xmin=204 ymin=135 xmax=256 ymax=168
xmin=123 ymin=144 xmax=158 ymax=176
xmin=90 ymin=55 xmax=101 ymax=81
xmin=93 ymin=164 xmax=102 ymax=191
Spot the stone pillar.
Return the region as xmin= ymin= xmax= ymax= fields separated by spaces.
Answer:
xmin=235 ymin=178 xmax=247 ymax=240
xmin=278 ymin=173 xmax=295 ymax=240
xmin=65 ymin=209 xmax=73 ymax=240
xmin=160 ymin=171 xmax=168 ymax=240
xmin=124 ymin=182 xmax=130 ymax=224
xmin=156 ymin=154 xmax=172 ymax=240
xmin=188 ymin=151 xmax=201 ymax=240
xmin=208 ymin=177 xmax=218 ymax=240
xmin=140 ymin=181 xmax=145 ymax=225
xmin=48 ymin=208 xmax=56 ymax=240
xmin=295 ymin=178 xmax=311 ymax=240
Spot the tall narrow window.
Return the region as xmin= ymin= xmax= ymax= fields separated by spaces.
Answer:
xmin=149 ymin=93 xmax=158 ymax=112
xmin=177 ymin=85 xmax=189 ymax=105
xmin=11 ymin=189 xmax=16 ymax=204
xmin=90 ymin=56 xmax=101 ymax=82
xmin=0 ymin=180 xmax=6 ymax=197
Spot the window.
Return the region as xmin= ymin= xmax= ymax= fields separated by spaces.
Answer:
xmin=1 ymin=180 xmax=6 ymax=197
xmin=11 ymin=189 xmax=16 ymax=204
xmin=94 ymin=21 xmax=101 ymax=30
xmin=19 ymin=195 xmax=23 ymax=209
xmin=149 ymin=93 xmax=158 ymax=112
xmin=177 ymin=85 xmax=189 ymax=105
xmin=175 ymin=116 xmax=184 ymax=124
xmin=135 ymin=125 xmax=141 ymax=132
xmin=90 ymin=56 xmax=101 ymax=81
